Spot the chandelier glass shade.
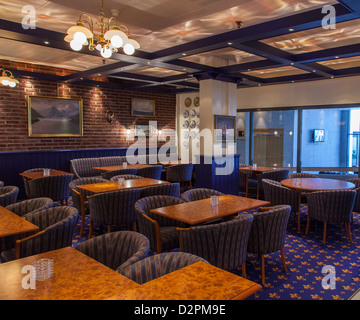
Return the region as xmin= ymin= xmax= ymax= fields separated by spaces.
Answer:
xmin=0 ymin=68 xmax=19 ymax=87
xmin=65 ymin=0 xmax=140 ymax=59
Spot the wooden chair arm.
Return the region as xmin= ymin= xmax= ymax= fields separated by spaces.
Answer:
xmin=176 ymin=227 xmax=190 ymax=252
xmin=141 ymin=213 xmax=162 ymax=254
xmin=15 ymin=230 xmax=46 ymax=259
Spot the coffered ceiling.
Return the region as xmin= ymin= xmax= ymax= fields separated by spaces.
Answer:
xmin=0 ymin=0 xmax=359 ymax=94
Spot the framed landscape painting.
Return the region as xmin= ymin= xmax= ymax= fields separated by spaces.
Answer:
xmin=131 ymin=98 xmax=155 ymax=117
xmin=28 ymin=96 xmax=83 ymax=137
xmin=135 ymin=124 xmax=153 ymax=138
xmin=214 ymin=115 xmax=236 ymax=142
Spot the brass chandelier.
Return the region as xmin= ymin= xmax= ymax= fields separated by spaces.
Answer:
xmin=65 ymin=0 xmax=140 ymax=58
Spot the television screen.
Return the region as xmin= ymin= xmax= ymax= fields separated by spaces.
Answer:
xmin=314 ymin=129 xmax=325 ymax=142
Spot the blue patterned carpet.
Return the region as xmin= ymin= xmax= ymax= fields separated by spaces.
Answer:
xmin=65 ymin=199 xmax=360 ymax=301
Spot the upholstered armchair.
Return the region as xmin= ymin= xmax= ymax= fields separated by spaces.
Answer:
xmin=166 ymin=164 xmax=194 ymax=193
xmin=6 ymin=197 xmax=53 ymax=217
xmin=102 ymin=168 xmax=138 ymax=180
xmin=75 ymin=231 xmax=150 ymax=272
xmin=69 ymin=176 xmax=108 ymax=236
xmin=181 ymin=188 xmax=224 ymax=202
xmin=135 ymin=195 xmax=186 ymax=254
xmin=140 ymin=183 xmax=180 ymax=198
xmin=306 ymin=190 xmax=356 ymax=244
xmin=247 ymin=205 xmax=291 ymax=285
xmin=118 ymin=252 xmax=209 ymax=284
xmin=256 ymin=169 xmax=289 ymax=199
xmin=0 ymin=206 xmax=78 ymax=261
xmin=345 ymin=178 xmax=360 ymax=214
xmin=110 ymin=174 xmax=143 ymax=181
xmin=177 ymin=214 xmax=254 ymax=277
xmin=0 ymin=186 xmax=19 ymax=207
xmin=288 ymin=173 xmax=319 ymax=179
xmin=28 ymin=174 xmax=74 ymax=205
xmin=137 ymin=165 xmax=163 ymax=180
xmin=88 ymin=188 xmax=142 ymax=238
xmin=262 ymin=179 xmax=302 ymax=232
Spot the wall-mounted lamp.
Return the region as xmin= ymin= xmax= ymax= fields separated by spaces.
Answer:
xmin=126 ymin=128 xmax=131 ymax=135
xmin=0 ymin=68 xmax=19 ymax=87
xmin=106 ymin=110 xmax=114 ymax=123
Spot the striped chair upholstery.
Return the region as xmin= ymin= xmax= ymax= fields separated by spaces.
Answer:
xmin=98 ymin=156 xmax=126 ymax=166
xmin=177 ymin=214 xmax=254 ymax=276
xmin=140 ymin=183 xmax=180 ymax=198
xmin=166 ymin=164 xmax=194 ymax=192
xmin=345 ymin=178 xmax=360 ymax=213
xmin=6 ymin=197 xmax=53 ymax=217
xmin=137 ymin=165 xmax=163 ymax=180
xmin=288 ymin=173 xmax=319 ymax=179
xmin=3 ymin=197 xmax=53 ymax=251
xmin=262 ymin=179 xmax=302 ymax=232
xmin=247 ymin=205 xmax=291 ymax=285
xmin=102 ymin=168 xmax=138 ymax=180
xmin=181 ymin=188 xmax=224 ymax=202
xmin=0 ymin=206 xmax=78 ymax=261
xmin=21 ymin=168 xmax=49 ymax=198
xmin=70 ymin=158 xmax=102 ymax=179
xmin=75 ymin=231 xmax=150 ymax=272
xmin=135 ymin=195 xmax=186 ymax=254
xmin=88 ymin=188 xmax=142 ymax=238
xmin=0 ymin=181 xmax=4 ymax=187
xmin=69 ymin=177 xmax=108 ymax=236
xmin=256 ymin=169 xmax=290 ymax=199
xmin=0 ymin=186 xmax=19 ymax=207
xmin=110 ymin=174 xmax=143 ymax=181
xmin=118 ymin=252 xmax=209 ymax=284
xmin=306 ymin=190 xmax=356 ymax=244
xmin=28 ymin=174 xmax=74 ymax=205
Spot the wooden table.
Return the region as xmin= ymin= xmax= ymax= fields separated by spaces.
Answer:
xmin=108 ymin=261 xmax=262 ymax=300
xmin=93 ymin=164 xmax=153 ymax=172
xmin=150 ymin=194 xmax=270 ymax=225
xmin=239 ymin=166 xmax=275 ymax=197
xmin=0 ymin=247 xmax=139 ymax=300
xmin=0 ymin=205 xmax=39 ymax=238
xmin=281 ymin=178 xmax=356 ymax=192
xmin=19 ymin=170 xmax=72 ymax=180
xmin=77 ymin=178 xmax=169 ymax=194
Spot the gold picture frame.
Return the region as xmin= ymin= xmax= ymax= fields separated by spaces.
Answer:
xmin=131 ymin=98 xmax=155 ymax=117
xmin=28 ymin=95 xmax=83 ymax=137
xmin=214 ymin=115 xmax=236 ymax=142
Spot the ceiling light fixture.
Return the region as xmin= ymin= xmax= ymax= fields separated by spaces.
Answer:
xmin=65 ymin=0 xmax=140 ymax=59
xmin=0 ymin=68 xmax=19 ymax=87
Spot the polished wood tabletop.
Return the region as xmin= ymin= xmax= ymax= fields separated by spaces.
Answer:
xmin=19 ymin=170 xmax=73 ymax=180
xmin=281 ymin=178 xmax=356 ymax=192
xmin=0 ymin=206 xmax=39 ymax=238
xmin=108 ymin=261 xmax=262 ymax=300
xmin=150 ymin=195 xmax=270 ymax=225
xmin=0 ymin=247 xmax=139 ymax=300
xmin=77 ymin=178 xmax=169 ymax=194
xmin=93 ymin=164 xmax=154 ymax=172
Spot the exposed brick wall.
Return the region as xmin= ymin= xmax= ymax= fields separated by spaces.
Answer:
xmin=0 ymin=60 xmax=176 ymax=152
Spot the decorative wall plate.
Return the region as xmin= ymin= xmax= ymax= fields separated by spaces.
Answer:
xmin=194 ymin=97 xmax=200 ymax=107
xmin=185 ymin=97 xmax=192 ymax=108
xmin=197 ymin=120 xmax=200 ymax=128
xmin=190 ymin=120 xmax=196 ymax=129
xmin=189 ymin=130 xmax=196 ymax=139
xmin=196 ymin=141 xmax=200 ymax=149
xmin=189 ymin=109 xmax=196 ymax=118
xmin=183 ymin=141 xmax=189 ymax=149
xmin=197 ymin=110 xmax=200 ymax=118
xmin=183 ymin=110 xmax=189 ymax=118
xmin=183 ymin=120 xmax=189 ymax=129
xmin=183 ymin=130 xmax=189 ymax=139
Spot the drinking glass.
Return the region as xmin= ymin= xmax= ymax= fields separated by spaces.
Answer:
xmin=122 ymin=162 xmax=128 ymax=169
xmin=210 ymin=195 xmax=218 ymax=206
xmin=117 ymin=178 xmax=125 ymax=186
